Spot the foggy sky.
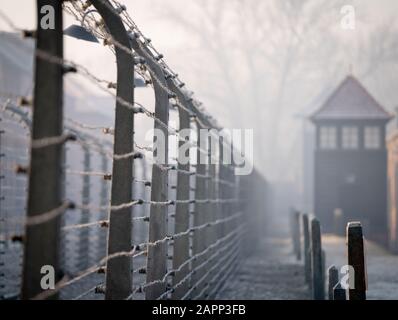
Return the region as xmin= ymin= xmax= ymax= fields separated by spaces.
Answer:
xmin=1 ymin=0 xmax=398 ymax=183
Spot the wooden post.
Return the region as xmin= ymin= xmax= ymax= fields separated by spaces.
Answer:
xmin=310 ymin=218 xmax=324 ymax=300
xmin=302 ymin=214 xmax=311 ymax=284
xmin=327 ymin=265 xmax=339 ymax=300
xmin=347 ymin=222 xmax=367 ymax=300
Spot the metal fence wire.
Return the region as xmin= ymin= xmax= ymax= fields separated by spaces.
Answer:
xmin=0 ymin=0 xmax=267 ymax=300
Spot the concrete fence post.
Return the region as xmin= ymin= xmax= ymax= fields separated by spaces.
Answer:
xmin=347 ymin=221 xmax=367 ymax=300
xmin=310 ymin=218 xmax=324 ymax=300
xmin=219 ymin=136 xmax=227 ymax=240
xmin=191 ymin=123 xmax=208 ymax=299
xmin=22 ymin=0 xmax=64 ymax=299
xmin=219 ymin=140 xmax=237 ymax=292
xmin=89 ymin=0 xmax=135 ymax=300
xmin=204 ymin=135 xmax=217 ymax=298
xmin=167 ymin=80 xmax=191 ymax=300
xmin=127 ymin=43 xmax=169 ymax=300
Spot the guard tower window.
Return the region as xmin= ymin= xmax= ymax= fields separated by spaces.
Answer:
xmin=364 ymin=126 xmax=380 ymax=149
xmin=320 ymin=126 xmax=337 ymax=149
xmin=342 ymin=126 xmax=358 ymax=149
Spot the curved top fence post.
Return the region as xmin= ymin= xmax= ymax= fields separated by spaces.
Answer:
xmin=90 ymin=0 xmax=135 ymax=300
xmin=129 ymin=38 xmax=170 ymax=300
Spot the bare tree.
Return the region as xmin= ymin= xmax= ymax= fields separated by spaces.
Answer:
xmin=152 ymin=0 xmax=398 ymax=179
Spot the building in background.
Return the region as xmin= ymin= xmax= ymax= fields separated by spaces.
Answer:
xmin=387 ymin=130 xmax=398 ymax=253
xmin=310 ymin=75 xmax=393 ymax=245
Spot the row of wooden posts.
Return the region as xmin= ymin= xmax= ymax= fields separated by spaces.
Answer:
xmin=291 ymin=211 xmax=367 ymax=300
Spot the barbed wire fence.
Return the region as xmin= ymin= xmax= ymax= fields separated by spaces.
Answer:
xmin=0 ymin=0 xmax=267 ymax=300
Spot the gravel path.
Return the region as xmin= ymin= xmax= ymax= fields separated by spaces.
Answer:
xmin=216 ymin=237 xmax=310 ymax=300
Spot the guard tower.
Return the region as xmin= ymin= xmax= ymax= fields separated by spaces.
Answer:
xmin=311 ymin=75 xmax=392 ymax=244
